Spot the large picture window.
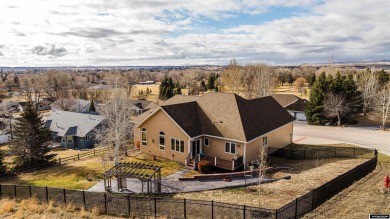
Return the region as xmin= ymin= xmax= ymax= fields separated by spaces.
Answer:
xmin=171 ymin=138 xmax=184 ymax=153
xmin=225 ymin=142 xmax=236 ymax=154
xmin=159 ymin=132 xmax=165 ymax=150
xmin=141 ymin=128 xmax=147 ymax=146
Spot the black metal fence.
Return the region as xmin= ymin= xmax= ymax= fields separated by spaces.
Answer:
xmin=275 ymin=151 xmax=378 ymax=219
xmin=0 ymin=184 xmax=276 ymax=218
xmin=272 ymin=146 xmax=374 ymax=160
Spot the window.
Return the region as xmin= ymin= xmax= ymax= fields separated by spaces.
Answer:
xmin=86 ymin=134 xmax=91 ymax=141
xmin=67 ymin=136 xmax=73 ymax=144
xmin=159 ymin=132 xmax=165 ymax=150
xmin=171 ymin=138 xmax=184 ymax=153
xmin=204 ymin=138 xmax=209 ymax=147
xmin=62 ymin=137 xmax=66 ymax=143
xmin=80 ymin=137 xmax=85 ymax=141
xmin=225 ymin=142 xmax=236 ymax=154
xmin=263 ymin=136 xmax=268 ymax=146
xmin=141 ymin=128 xmax=147 ymax=146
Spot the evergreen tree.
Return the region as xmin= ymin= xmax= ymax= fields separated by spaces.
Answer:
xmin=342 ymin=74 xmax=363 ymax=116
xmin=201 ymin=80 xmax=207 ymax=91
xmin=10 ymin=102 xmax=55 ymax=169
xmin=307 ymin=73 xmax=316 ymax=87
xmin=175 ymin=82 xmax=182 ymax=95
xmin=329 ymin=72 xmax=344 ymax=93
xmin=0 ymin=150 xmax=6 ymax=174
xmin=376 ymin=69 xmax=389 ymax=87
xmin=207 ymin=75 xmax=215 ymax=90
xmin=305 ymin=72 xmax=329 ymax=125
xmin=89 ymin=100 xmax=96 ymax=112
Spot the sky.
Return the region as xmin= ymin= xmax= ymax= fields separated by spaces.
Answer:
xmin=0 ymin=0 xmax=389 ymax=67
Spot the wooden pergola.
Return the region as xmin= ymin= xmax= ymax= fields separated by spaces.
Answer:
xmin=103 ymin=162 xmax=162 ymax=193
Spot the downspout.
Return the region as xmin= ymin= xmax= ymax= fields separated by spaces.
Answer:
xmin=244 ymin=143 xmax=247 ymax=170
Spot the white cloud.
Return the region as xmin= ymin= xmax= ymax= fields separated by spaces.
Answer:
xmin=0 ymin=0 xmax=389 ymax=66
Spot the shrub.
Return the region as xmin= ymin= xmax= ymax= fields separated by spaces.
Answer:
xmin=198 ymin=160 xmax=211 ymax=174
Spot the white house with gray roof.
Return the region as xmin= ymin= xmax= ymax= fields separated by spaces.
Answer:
xmin=44 ymin=110 xmax=105 ymax=149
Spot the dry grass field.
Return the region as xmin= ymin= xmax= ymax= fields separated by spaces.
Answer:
xmin=303 ymin=153 xmax=390 ymax=218
xmin=0 ymin=152 xmax=184 ymax=190
xmin=174 ymin=157 xmax=367 ymax=209
xmin=0 ymin=198 xmax=123 ymax=219
xmin=272 ymin=84 xmax=310 ymax=100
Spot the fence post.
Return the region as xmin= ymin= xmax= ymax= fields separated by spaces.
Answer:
xmin=29 ymin=186 xmax=32 ymax=198
xmin=83 ymin=190 xmax=86 ymax=208
xmin=303 ymin=149 xmax=306 ymax=160
xmin=45 ymin=186 xmax=49 ymax=202
xmin=104 ymin=193 xmax=107 ymax=214
xmin=78 ymin=154 xmax=80 ymax=160
xmin=243 ymin=205 xmax=246 ymax=219
xmin=154 ymin=196 xmax=157 ymax=217
xmin=294 ymin=198 xmax=298 ymax=219
xmin=184 ymin=198 xmax=186 ymax=219
xmin=63 ymin=189 xmax=66 ymax=204
xmin=14 ymin=185 xmax=16 ymax=199
xmin=127 ymin=195 xmax=131 ymax=216
xmin=212 ymin=200 xmax=214 ymax=219
xmin=59 ymin=157 xmax=61 ymax=165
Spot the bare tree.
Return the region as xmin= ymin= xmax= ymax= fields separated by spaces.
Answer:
xmin=324 ymin=93 xmax=351 ymax=126
xmin=294 ymin=77 xmax=307 ymax=97
xmin=258 ymin=141 xmax=268 ymax=207
xmin=358 ymin=69 xmax=378 ymax=115
xmin=247 ymin=64 xmax=275 ymax=98
xmin=96 ymin=76 xmax=134 ymax=164
xmin=375 ymin=83 xmax=390 ymax=130
xmin=221 ymin=59 xmax=243 ymax=94
xmin=51 ymin=98 xmax=77 ymax=111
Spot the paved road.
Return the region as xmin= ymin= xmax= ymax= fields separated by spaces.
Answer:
xmin=293 ymin=122 xmax=390 ymax=155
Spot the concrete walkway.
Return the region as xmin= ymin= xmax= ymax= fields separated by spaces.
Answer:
xmin=87 ymin=171 xmax=269 ymax=193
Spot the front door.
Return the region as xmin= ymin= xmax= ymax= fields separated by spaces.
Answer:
xmin=192 ymin=139 xmax=201 ymax=156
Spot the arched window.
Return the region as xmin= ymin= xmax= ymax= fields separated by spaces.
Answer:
xmin=159 ymin=132 xmax=165 ymax=150
xmin=141 ymin=128 xmax=147 ymax=146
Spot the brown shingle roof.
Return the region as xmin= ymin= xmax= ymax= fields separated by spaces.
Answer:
xmin=271 ymin=94 xmax=300 ymax=107
xmin=271 ymin=94 xmax=307 ymax=112
xmin=147 ymin=93 xmax=295 ymax=142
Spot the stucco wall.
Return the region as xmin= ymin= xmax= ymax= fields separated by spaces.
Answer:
xmin=202 ymin=137 xmax=245 ymax=161
xmin=245 ymin=122 xmax=293 ymax=167
xmin=138 ymin=109 xmax=190 ymax=163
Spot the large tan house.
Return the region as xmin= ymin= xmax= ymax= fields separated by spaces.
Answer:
xmin=134 ymin=93 xmax=295 ymax=171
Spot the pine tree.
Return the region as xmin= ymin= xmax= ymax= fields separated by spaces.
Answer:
xmin=89 ymin=100 xmax=96 ymax=112
xmin=0 ymin=150 xmax=6 ymax=174
xmin=207 ymin=75 xmax=215 ymax=90
xmin=10 ymin=102 xmax=55 ymax=169
xmin=201 ymin=80 xmax=207 ymax=91
xmin=342 ymin=74 xmax=363 ymax=116
xmin=305 ymin=72 xmax=329 ymax=125
xmin=175 ymin=82 xmax=182 ymax=95
xmin=307 ymin=73 xmax=316 ymax=87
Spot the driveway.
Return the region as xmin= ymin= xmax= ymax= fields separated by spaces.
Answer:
xmin=293 ymin=122 xmax=390 ymax=155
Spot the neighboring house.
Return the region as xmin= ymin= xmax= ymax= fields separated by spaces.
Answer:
xmin=36 ymin=99 xmax=52 ymax=111
xmin=272 ymin=94 xmax=308 ymax=121
xmin=44 ymin=110 xmax=105 ymax=149
xmin=0 ymin=101 xmax=19 ymax=112
xmin=134 ymin=93 xmax=295 ymax=171
xmin=130 ymin=100 xmax=156 ymax=115
xmin=52 ymin=99 xmax=92 ymax=113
